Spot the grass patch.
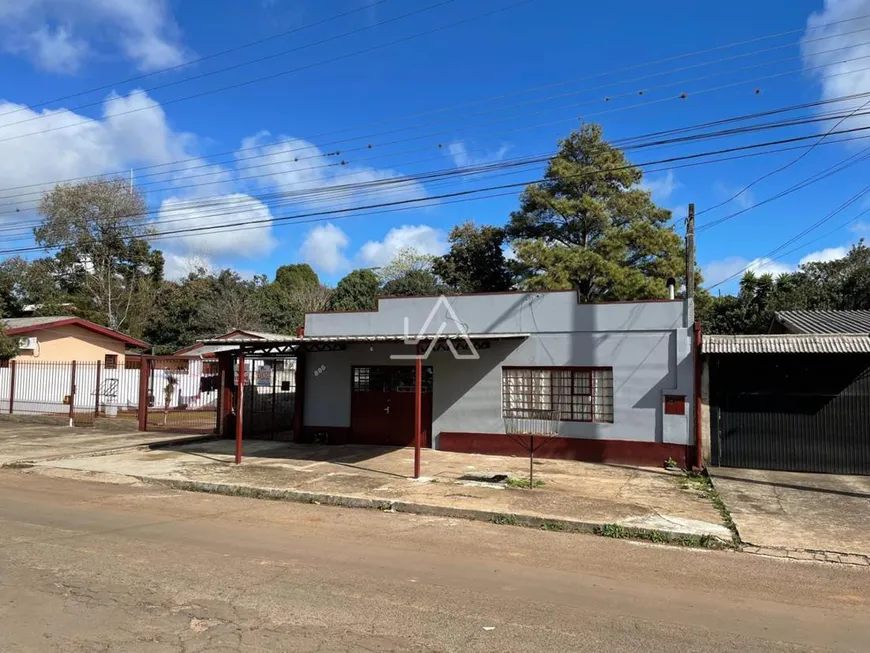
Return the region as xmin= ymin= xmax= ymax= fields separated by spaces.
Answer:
xmin=675 ymin=472 xmax=740 ymax=544
xmin=505 ymin=477 xmax=545 ymax=489
xmin=593 ymin=523 xmax=730 ymax=549
xmin=491 ymin=514 xmax=521 ymax=526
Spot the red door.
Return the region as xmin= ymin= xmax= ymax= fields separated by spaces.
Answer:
xmin=351 ymin=366 xmax=432 ymax=446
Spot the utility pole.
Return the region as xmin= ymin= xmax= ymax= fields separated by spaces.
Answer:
xmin=685 ymin=203 xmax=695 ymax=328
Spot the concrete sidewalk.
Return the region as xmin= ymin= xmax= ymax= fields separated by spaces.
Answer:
xmin=0 ymin=419 xmax=214 ymax=466
xmin=24 ymin=439 xmax=733 ymax=543
xmin=710 ymin=467 xmax=870 ymax=561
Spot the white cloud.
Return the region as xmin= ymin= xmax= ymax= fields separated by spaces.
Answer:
xmin=0 ymin=90 xmax=228 ymax=203
xmin=235 ymin=132 xmax=428 ymax=209
xmin=641 ymin=170 xmax=679 ymax=201
xmin=162 ymin=253 xmax=215 ymax=282
xmin=703 ymin=256 xmax=795 ymax=290
xmin=446 ymin=140 xmax=511 ymax=168
xmin=0 ymin=0 xmax=188 ymax=73
xmin=24 ymin=25 xmax=88 ymax=73
xmin=799 ymin=246 xmax=849 ymax=264
xmin=157 ymin=194 xmax=279 ymax=260
xmin=357 ymin=225 xmax=448 ymax=268
xmin=801 ymin=1 xmax=870 ymax=132
xmin=300 ymin=223 xmax=350 ymax=274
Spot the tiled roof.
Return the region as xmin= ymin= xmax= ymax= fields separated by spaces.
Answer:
xmin=704 ymin=334 xmax=870 ymax=354
xmin=774 ymin=310 xmax=870 ymax=334
xmin=3 ymin=316 xmax=148 ymax=348
xmin=3 ymin=316 xmax=78 ymax=329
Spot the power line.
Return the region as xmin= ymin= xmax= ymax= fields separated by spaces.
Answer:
xmin=697 ymin=95 xmax=870 ymax=216
xmin=6 ymin=51 xmax=870 ymax=222
xmin=706 ymin=182 xmax=870 ymax=290
xmin=0 ymin=0 xmax=530 ymax=147
xmin=0 ymin=0 xmax=457 ymax=133
xmin=2 ymin=15 xmax=869 ymax=194
xmin=7 ymin=127 xmax=870 ymax=255
xmin=0 ymin=0 xmax=392 ymax=121
xmin=5 ymin=104 xmax=870 ymax=241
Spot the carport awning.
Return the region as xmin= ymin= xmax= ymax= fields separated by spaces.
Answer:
xmin=197 ymin=332 xmax=530 ymax=354
xmin=704 ymin=334 xmax=870 ymax=354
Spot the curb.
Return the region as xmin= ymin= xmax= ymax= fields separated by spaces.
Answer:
xmin=142 ymin=477 xmax=733 ymax=548
xmin=741 ymin=545 xmax=870 ymax=567
xmin=0 ymin=434 xmax=219 ymax=468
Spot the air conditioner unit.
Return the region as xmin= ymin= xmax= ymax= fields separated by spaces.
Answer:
xmin=18 ymin=337 xmax=37 ymax=350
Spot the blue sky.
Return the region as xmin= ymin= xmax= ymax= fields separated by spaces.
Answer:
xmin=1 ymin=0 xmax=869 ymax=293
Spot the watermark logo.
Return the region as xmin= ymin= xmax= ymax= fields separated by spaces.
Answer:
xmin=391 ymin=295 xmax=479 ymax=360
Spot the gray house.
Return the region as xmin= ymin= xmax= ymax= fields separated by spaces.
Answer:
xmin=285 ymin=290 xmax=697 ymax=467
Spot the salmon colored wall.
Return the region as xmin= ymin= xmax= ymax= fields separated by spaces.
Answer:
xmin=14 ymin=325 xmax=127 ymax=363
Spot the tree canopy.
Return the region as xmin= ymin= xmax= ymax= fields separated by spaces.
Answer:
xmin=329 ymin=269 xmax=380 ymax=312
xmin=433 ymin=221 xmax=513 ymax=293
xmin=507 ymin=124 xmax=685 ymax=301
xmin=34 ymin=178 xmax=163 ymax=331
xmin=698 ymin=241 xmax=870 ymax=334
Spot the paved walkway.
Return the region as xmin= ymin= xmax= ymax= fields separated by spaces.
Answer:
xmin=0 ymin=419 xmax=212 ymax=467
xmin=26 ymin=439 xmax=732 ymax=541
xmin=710 ymin=467 xmax=870 ymax=562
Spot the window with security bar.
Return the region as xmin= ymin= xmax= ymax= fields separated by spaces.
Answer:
xmin=502 ymin=367 xmax=614 ymax=423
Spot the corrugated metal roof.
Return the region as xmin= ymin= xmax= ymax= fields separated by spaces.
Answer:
xmin=774 ymin=310 xmax=870 ymax=334
xmin=198 ymin=333 xmax=530 ymax=346
xmin=704 ymin=334 xmax=870 ymax=354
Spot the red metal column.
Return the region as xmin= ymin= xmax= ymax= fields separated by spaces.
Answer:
xmin=217 ymin=353 xmax=234 ymax=436
xmin=137 ymin=357 xmax=150 ymax=431
xmin=94 ymin=360 xmax=102 ymax=418
xmin=235 ymin=354 xmax=246 ymax=464
xmin=8 ymin=360 xmax=16 ymax=414
xmin=292 ymin=351 xmax=305 ymax=442
xmin=68 ymin=360 xmax=77 ymax=426
xmin=414 ymin=354 xmax=422 ymax=479
xmin=694 ymin=321 xmax=703 ymax=471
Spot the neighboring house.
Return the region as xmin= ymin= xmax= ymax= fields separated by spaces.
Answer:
xmin=702 ymin=309 xmax=870 ymax=475
xmin=770 ymin=310 xmax=870 ymax=335
xmin=175 ymin=329 xmax=291 ymax=358
xmin=3 ymin=316 xmax=147 ymax=366
xmin=206 ymin=291 xmax=698 ymax=467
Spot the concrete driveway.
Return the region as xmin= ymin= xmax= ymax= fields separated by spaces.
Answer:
xmin=710 ymin=467 xmax=870 ymax=557
xmin=0 ymin=418 xmax=214 ymax=466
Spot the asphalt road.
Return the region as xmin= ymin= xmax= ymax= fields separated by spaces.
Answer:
xmin=1 ymin=470 xmax=868 ymax=652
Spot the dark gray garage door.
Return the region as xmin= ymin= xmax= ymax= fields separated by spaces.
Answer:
xmin=710 ymin=354 xmax=870 ymax=475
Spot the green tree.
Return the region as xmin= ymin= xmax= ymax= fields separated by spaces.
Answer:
xmin=507 ymin=124 xmax=685 ymax=301
xmin=376 ymin=247 xmax=436 ymax=285
xmin=259 ymin=264 xmax=330 ymax=334
xmin=433 ymin=221 xmax=513 ymax=293
xmin=0 ymin=324 xmax=19 ymax=361
xmin=381 ymin=269 xmax=446 ymax=297
xmin=329 ymin=269 xmax=380 ymax=311
xmin=35 ymin=178 xmax=162 ymax=331
xmin=274 ymin=263 xmax=320 ymax=293
xmin=142 ymin=271 xmax=215 ymax=353
xmin=198 ymin=270 xmax=264 ymax=335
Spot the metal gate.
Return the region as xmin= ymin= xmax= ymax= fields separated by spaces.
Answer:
xmin=710 ymin=353 xmax=870 ymax=475
xmin=242 ymin=358 xmax=296 ymax=439
xmin=146 ymin=357 xmax=219 ymax=433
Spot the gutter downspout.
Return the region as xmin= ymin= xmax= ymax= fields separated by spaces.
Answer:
xmin=694 ymin=320 xmax=703 ymax=471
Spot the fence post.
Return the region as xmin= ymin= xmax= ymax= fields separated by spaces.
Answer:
xmin=94 ymin=360 xmax=102 ymax=418
xmin=68 ymin=360 xmax=77 ymax=427
xmin=137 ymin=357 xmax=149 ymax=431
xmin=8 ymin=360 xmax=16 ymax=415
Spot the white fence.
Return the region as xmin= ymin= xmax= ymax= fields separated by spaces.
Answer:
xmin=0 ymin=359 xmax=220 ymax=420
